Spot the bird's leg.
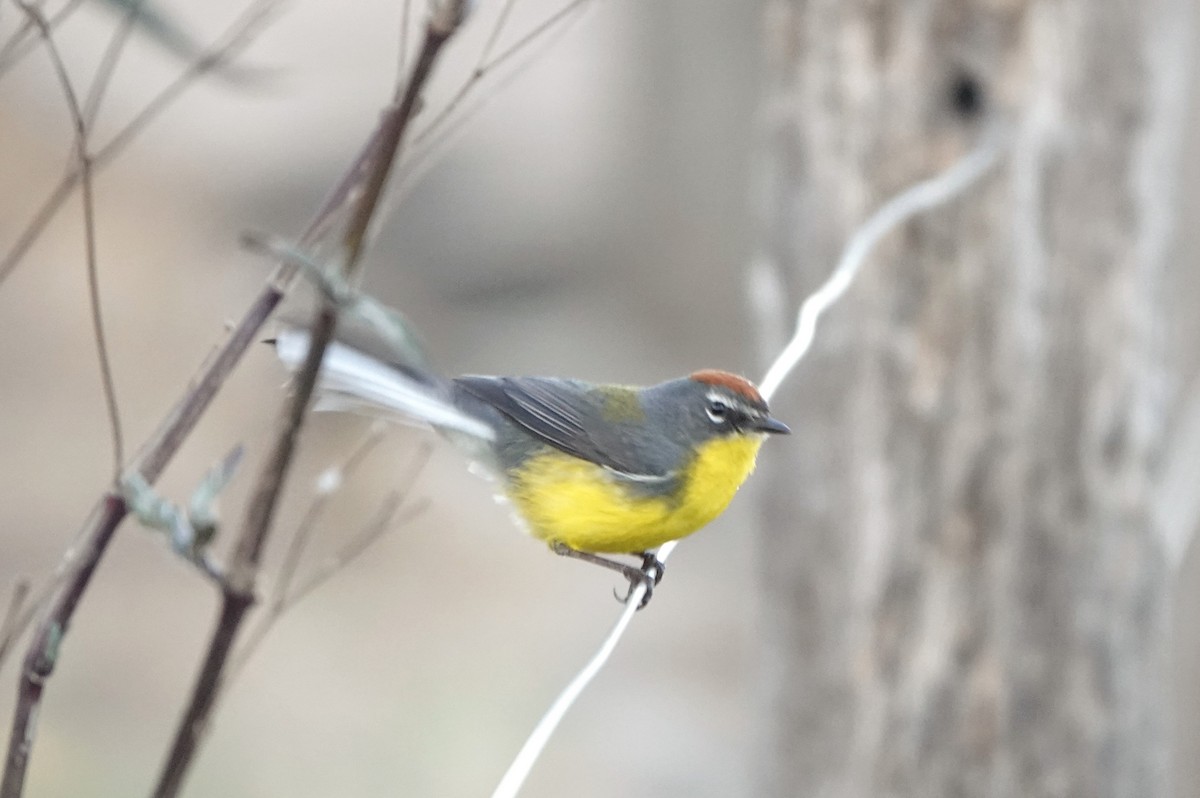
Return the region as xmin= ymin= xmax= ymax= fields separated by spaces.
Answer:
xmin=550 ymin=542 xmax=659 ymax=609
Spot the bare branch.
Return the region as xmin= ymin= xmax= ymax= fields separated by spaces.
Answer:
xmin=228 ymin=443 xmax=430 ymax=686
xmin=91 ymin=0 xmax=279 ymax=167
xmin=480 ymin=0 xmax=519 ymax=66
xmin=1 ymin=494 xmax=125 ymax=798
xmin=0 ymin=0 xmax=282 ymax=285
xmin=410 ymin=0 xmax=590 ymax=151
xmin=276 ymin=426 xmax=390 ymax=601
xmin=0 ymin=575 xmax=70 ymax=674
xmin=15 ymin=0 xmax=126 ymax=475
xmin=81 ymin=0 xmax=146 ymax=129
xmin=0 ymin=0 xmax=85 ymax=77
xmin=394 ymin=0 xmax=592 ymax=202
xmin=282 ymin=449 xmax=431 ymax=611
xmin=150 ymin=7 xmax=470 ymax=794
xmin=292 ymin=498 xmax=428 ymax=609
xmin=225 ymin=427 xmax=392 ymax=679
xmin=0 ymin=2 xmax=436 ymax=793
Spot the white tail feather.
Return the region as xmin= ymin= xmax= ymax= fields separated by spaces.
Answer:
xmin=273 ymin=330 xmax=495 ymax=441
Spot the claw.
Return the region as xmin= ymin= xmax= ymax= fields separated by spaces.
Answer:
xmin=637 ymin=551 xmax=666 ymax=585
xmin=613 ymin=568 xmax=655 ymax=610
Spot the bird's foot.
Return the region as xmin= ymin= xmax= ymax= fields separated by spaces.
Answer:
xmin=611 ymin=552 xmax=665 ymax=610
xmin=612 ymin=568 xmax=655 ymax=610
xmin=551 ymin=542 xmax=665 ymax=610
xmin=637 ymin=551 xmax=666 ymax=585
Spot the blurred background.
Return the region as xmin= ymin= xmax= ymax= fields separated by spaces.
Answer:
xmin=0 ymin=1 xmax=1197 ymax=796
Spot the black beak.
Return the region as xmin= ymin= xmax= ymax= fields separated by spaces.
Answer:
xmin=752 ymin=415 xmax=791 ymax=435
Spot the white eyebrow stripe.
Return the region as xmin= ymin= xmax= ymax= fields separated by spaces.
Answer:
xmin=705 ymin=390 xmax=754 ymax=415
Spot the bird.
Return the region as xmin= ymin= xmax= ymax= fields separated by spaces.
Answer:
xmin=272 ymin=329 xmax=789 ymax=607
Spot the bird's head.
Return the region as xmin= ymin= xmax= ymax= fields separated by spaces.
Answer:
xmin=686 ymin=369 xmax=790 ymax=438
xmin=642 ymin=370 xmax=790 ymax=452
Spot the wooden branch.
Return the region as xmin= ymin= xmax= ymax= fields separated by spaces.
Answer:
xmin=0 ymin=6 xmax=442 ymax=796
xmin=150 ymin=7 xmax=467 ymax=796
xmin=1 ymin=495 xmax=125 ymax=798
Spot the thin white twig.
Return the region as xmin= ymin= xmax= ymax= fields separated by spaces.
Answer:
xmin=490 ymin=539 xmax=676 ymax=798
xmin=758 ymin=133 xmax=1003 ymax=400
xmin=489 ymin=133 xmax=1004 ymax=798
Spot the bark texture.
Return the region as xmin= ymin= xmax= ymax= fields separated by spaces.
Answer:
xmin=755 ymin=1 xmax=1190 ymax=796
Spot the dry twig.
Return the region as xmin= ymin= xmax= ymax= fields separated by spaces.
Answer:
xmin=0 ymin=0 xmax=86 ymax=77
xmin=394 ymin=0 xmax=593 ymax=199
xmin=150 ymin=6 xmax=471 ymax=795
xmin=0 ymin=0 xmax=280 ymax=285
xmin=14 ymin=0 xmax=126 ymax=475
xmin=225 ymin=427 xmax=393 ymax=681
xmin=0 ymin=4 xmax=386 ymax=796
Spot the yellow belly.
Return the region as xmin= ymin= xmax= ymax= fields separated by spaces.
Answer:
xmin=505 ymin=435 xmax=765 ymax=553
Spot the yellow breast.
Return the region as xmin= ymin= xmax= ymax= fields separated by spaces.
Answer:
xmin=504 ymin=435 xmax=765 ymax=553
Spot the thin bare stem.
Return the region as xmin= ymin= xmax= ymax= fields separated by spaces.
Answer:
xmin=15 ymin=1 xmax=124 ymax=473
xmin=288 ymin=496 xmax=428 ymax=610
xmin=394 ymin=0 xmax=591 ymax=202
xmin=285 ymin=443 xmax=430 ymax=612
xmin=225 ymin=428 xmax=392 ymax=679
xmin=0 ymin=582 xmax=31 ymax=666
xmin=0 ymin=177 xmax=73 ymax=286
xmin=480 ymin=0 xmax=519 ymax=66
xmin=483 ymin=0 xmax=589 ymax=75
xmin=0 ymin=0 xmax=85 ymax=77
xmin=81 ymin=0 xmax=146 ymax=129
xmin=341 ymin=7 xmax=459 ymax=268
xmin=758 ymin=131 xmax=1005 ymax=400
xmin=411 ymin=0 xmax=590 ymax=152
xmin=489 ymin=134 xmax=1006 ymax=798
xmin=150 ymin=8 xmax=469 ymax=795
xmin=0 ymin=0 xmax=281 ymax=285
xmin=277 ymin=427 xmax=389 ymax=599
xmin=93 ymin=1 xmax=278 ymax=167
xmin=2 ymin=494 xmax=125 ymax=798
xmin=229 ymin=491 xmax=429 ymax=685
xmin=491 ymin=537 xmax=675 ymax=798
xmin=0 ymin=572 xmax=73 ymax=674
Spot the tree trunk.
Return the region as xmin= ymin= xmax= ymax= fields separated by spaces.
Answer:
xmin=754 ymin=1 xmax=1191 ymax=796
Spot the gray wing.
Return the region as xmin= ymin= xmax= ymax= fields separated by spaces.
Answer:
xmin=453 ymin=376 xmax=668 ymax=478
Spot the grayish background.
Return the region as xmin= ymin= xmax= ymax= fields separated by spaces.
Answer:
xmin=0 ymin=1 xmax=1197 ymax=795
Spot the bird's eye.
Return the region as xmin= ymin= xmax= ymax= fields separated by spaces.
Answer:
xmin=706 ymin=399 xmax=730 ymax=424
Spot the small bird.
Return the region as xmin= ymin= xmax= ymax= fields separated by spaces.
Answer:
xmin=273 ymin=331 xmax=789 ymax=606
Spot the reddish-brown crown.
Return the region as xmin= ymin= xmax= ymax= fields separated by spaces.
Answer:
xmin=689 ymin=369 xmax=765 ymax=406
